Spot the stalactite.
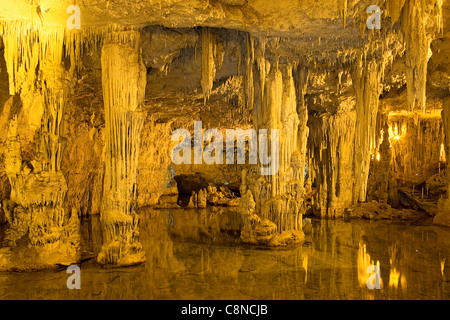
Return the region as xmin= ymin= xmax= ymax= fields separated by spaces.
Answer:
xmin=307 ymin=44 xmax=397 ymax=216
xmin=383 ymin=0 xmax=444 ymax=113
xmin=436 ymin=99 xmax=450 ymax=227
xmin=0 ymin=21 xmax=87 ymax=96
xmin=0 ymin=22 xmax=138 ymax=102
xmin=1 ymin=20 xmax=40 ymax=95
xmin=386 ymin=0 xmax=406 ymax=26
xmin=436 ymin=0 xmax=444 ymax=34
xmin=243 ymin=33 xmax=254 ymax=111
xmin=294 ymin=65 xmax=309 ymax=110
xmin=388 ymin=114 xmax=444 ymax=181
xmin=98 ymin=30 xmax=147 ymax=266
xmin=308 ymin=109 xmax=357 ymax=217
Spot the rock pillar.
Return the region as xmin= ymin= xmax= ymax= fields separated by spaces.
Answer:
xmin=97 ymin=30 xmax=147 ymax=266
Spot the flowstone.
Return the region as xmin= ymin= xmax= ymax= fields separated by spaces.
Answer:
xmin=97 ymin=30 xmax=147 ymax=266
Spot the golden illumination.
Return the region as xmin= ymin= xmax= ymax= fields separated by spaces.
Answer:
xmin=400 ymin=274 xmax=407 ymax=289
xmin=388 ymin=122 xmax=403 ymax=146
xmin=357 ymin=241 xmax=383 ymax=289
xmin=440 ymin=143 xmax=446 ymax=162
xmin=302 ymin=253 xmax=308 ymax=284
xmin=0 ymin=0 xmax=447 ymax=302
xmin=388 ymin=268 xmax=400 ymax=289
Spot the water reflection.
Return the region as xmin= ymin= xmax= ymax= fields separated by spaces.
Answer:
xmin=0 ymin=207 xmax=449 ymax=299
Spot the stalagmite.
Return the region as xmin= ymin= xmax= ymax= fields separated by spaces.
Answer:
xmin=197 ymin=188 xmax=207 ymax=208
xmin=188 ymin=191 xmax=198 ymax=208
xmin=97 ymin=30 xmax=147 ymax=266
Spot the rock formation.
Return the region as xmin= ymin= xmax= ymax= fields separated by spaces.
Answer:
xmin=97 ymin=30 xmax=147 ymax=266
xmin=0 ymin=26 xmax=80 ymax=270
xmin=0 ymin=0 xmax=448 ymax=268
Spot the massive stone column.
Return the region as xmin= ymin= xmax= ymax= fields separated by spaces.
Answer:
xmin=97 ymin=30 xmax=147 ymax=266
xmin=367 ymin=120 xmax=392 ymax=203
xmin=308 ymin=108 xmax=357 ymax=218
xmin=0 ymin=27 xmax=80 ymax=270
xmin=436 ymin=98 xmax=450 ymax=227
xmin=238 ymin=38 xmax=307 ymax=246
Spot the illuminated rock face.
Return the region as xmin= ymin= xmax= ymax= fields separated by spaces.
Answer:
xmin=97 ymin=30 xmax=147 ymax=266
xmin=306 ymin=54 xmax=386 ymax=218
xmin=0 ymin=32 xmax=80 ymax=271
xmin=309 ymin=109 xmax=357 ymax=217
xmin=436 ymin=99 xmax=450 ymax=227
xmin=352 ymin=57 xmax=384 ymax=204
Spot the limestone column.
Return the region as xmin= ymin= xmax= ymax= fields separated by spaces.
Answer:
xmin=1 ymin=27 xmax=80 ymax=270
xmin=97 ymin=30 xmax=147 ymax=266
xmin=436 ymin=98 xmax=450 ymax=227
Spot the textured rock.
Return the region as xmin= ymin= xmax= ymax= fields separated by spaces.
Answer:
xmin=309 ymin=108 xmax=357 ymax=217
xmin=436 ymin=98 xmax=450 ymax=227
xmin=0 ymin=0 xmax=448 ymax=266
xmin=0 ymin=34 xmax=80 ymax=270
xmin=97 ymin=30 xmax=147 ymax=266
xmin=236 ymin=38 xmax=308 ymax=245
xmin=155 ymin=179 xmax=180 ymax=209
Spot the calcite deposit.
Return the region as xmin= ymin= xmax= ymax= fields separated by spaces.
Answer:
xmin=0 ymin=0 xmax=449 ymax=269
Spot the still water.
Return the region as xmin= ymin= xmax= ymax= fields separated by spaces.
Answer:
xmin=0 ymin=207 xmax=449 ymax=300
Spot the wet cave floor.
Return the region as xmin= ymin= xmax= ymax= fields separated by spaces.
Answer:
xmin=0 ymin=207 xmax=449 ymax=300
